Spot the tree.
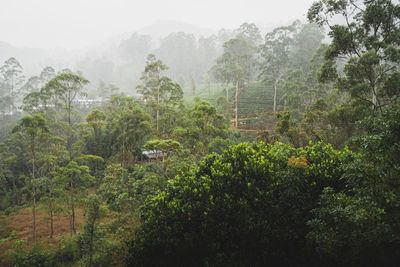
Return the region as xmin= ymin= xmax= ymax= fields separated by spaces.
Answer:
xmin=211 ymin=38 xmax=252 ymax=128
xmin=211 ymin=23 xmax=261 ymax=128
xmin=45 ymin=73 xmax=89 ymax=160
xmin=81 ymin=194 xmax=108 ymax=267
xmin=39 ymin=66 xmax=56 ymax=86
xmin=234 ymin=22 xmax=263 ymax=82
xmin=128 ymin=141 xmax=350 ymax=266
xmin=308 ymin=0 xmax=400 ymax=112
xmin=0 ymin=57 xmax=25 ymax=113
xmin=289 ymin=23 xmax=325 ymax=73
xmin=59 ymin=161 xmax=93 ymax=235
xmin=12 ymin=114 xmax=49 ymax=244
xmin=40 ymin=136 xmax=66 ymax=241
xmin=259 ymin=21 xmax=299 ymax=116
xmin=189 ymin=101 xmax=228 ymax=155
xmin=111 ymin=107 xmax=152 ymax=166
xmin=137 ymin=54 xmax=183 ymax=137
xmin=308 ymin=102 xmax=400 ymax=266
xmin=84 ymin=109 xmax=107 ymax=157
xmin=155 ymin=32 xmax=198 ymax=84
xmin=21 ymin=76 xmax=41 ymax=95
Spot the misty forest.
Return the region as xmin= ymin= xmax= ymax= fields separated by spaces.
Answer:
xmin=1 ymin=0 xmax=400 ymax=266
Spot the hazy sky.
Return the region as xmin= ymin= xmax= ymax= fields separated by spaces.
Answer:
xmin=0 ymin=0 xmax=316 ymax=49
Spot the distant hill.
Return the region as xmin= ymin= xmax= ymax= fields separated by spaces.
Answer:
xmin=0 ymin=20 xmax=218 ymax=78
xmin=0 ymin=41 xmax=75 ymax=77
xmin=137 ymin=20 xmax=216 ymax=41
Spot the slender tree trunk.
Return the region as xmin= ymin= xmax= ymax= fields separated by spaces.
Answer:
xmin=68 ymin=102 xmax=72 ymax=161
xmin=235 ymin=80 xmax=239 ymax=129
xmin=33 ymin=192 xmax=37 ymax=244
xmin=156 ymin=109 xmax=159 ymax=136
xmin=71 ymin=178 xmax=76 ymax=235
xmin=67 ymin=99 xmax=77 ymax=235
xmin=156 ymin=86 xmax=160 ymax=137
xmin=32 ymin=138 xmax=37 ymax=245
xmin=226 ymin=84 xmax=229 ymax=102
xmin=273 ymin=79 xmax=278 ymax=116
xmin=49 ymin=183 xmax=54 ymax=240
xmin=11 ymin=73 xmax=14 ymax=114
xmin=87 ymin=206 xmax=99 ymax=267
xmin=372 ymin=84 xmax=377 ymax=110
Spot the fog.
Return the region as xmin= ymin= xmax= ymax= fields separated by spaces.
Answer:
xmin=0 ymin=0 xmax=321 ymax=96
xmin=0 ymin=0 xmax=316 ymax=49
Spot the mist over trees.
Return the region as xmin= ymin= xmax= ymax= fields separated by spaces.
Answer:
xmin=1 ymin=0 xmax=400 ymax=266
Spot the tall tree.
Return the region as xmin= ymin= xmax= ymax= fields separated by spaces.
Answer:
xmin=111 ymin=107 xmax=152 ymax=166
xmin=38 ymin=66 xmax=56 ymax=88
xmin=59 ymin=161 xmax=92 ymax=235
xmin=137 ymin=54 xmax=183 ymax=137
xmin=212 ymin=38 xmax=253 ymax=128
xmin=0 ymin=57 xmax=25 ymax=113
xmin=308 ymin=0 xmax=400 ymax=112
xmin=45 ymin=73 xmax=89 ymax=160
xmin=259 ymin=21 xmax=299 ymax=116
xmin=211 ymin=23 xmax=261 ymax=128
xmin=43 ymin=73 xmax=89 ymax=235
xmin=12 ymin=114 xmax=49 ymax=244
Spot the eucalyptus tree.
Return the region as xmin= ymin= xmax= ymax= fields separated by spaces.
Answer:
xmin=39 ymin=73 xmax=89 ymax=235
xmin=0 ymin=57 xmax=25 ymax=113
xmin=21 ymin=76 xmax=41 ymax=95
xmin=212 ymin=38 xmax=253 ymax=128
xmin=39 ymin=66 xmax=56 ymax=88
xmin=212 ymin=23 xmax=261 ymax=128
xmin=189 ymin=101 xmax=228 ymax=155
xmin=155 ymin=32 xmax=198 ymax=83
xmin=83 ymin=109 xmax=107 ymax=158
xmin=40 ymin=135 xmax=66 ymax=241
xmin=59 ymin=161 xmax=93 ymax=235
xmin=137 ymin=54 xmax=183 ymax=137
xmin=308 ymin=0 xmax=400 ymax=113
xmin=234 ymin=22 xmax=263 ymax=82
xmin=12 ymin=114 xmax=49 ymax=244
xmin=259 ymin=21 xmax=299 ymax=116
xmin=45 ymin=73 xmax=89 ymax=160
xmin=111 ymin=106 xmax=152 ymax=166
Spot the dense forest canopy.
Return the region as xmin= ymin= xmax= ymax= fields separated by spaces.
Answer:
xmin=1 ymin=0 xmax=400 ymax=266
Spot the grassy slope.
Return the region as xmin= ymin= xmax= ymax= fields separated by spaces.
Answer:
xmin=0 ymin=206 xmax=84 ymax=266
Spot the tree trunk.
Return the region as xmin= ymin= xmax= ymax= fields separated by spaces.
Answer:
xmin=156 ymin=109 xmax=159 ymax=136
xmin=273 ymin=79 xmax=278 ymax=116
xmin=33 ymin=192 xmax=37 ymax=244
xmin=156 ymin=86 xmax=160 ymax=137
xmin=71 ymin=178 xmax=76 ymax=235
xmin=32 ymin=138 xmax=37 ymax=245
xmin=235 ymin=80 xmax=239 ymax=129
xmin=49 ymin=183 xmax=54 ymax=240
xmin=68 ymin=103 xmax=73 ymax=161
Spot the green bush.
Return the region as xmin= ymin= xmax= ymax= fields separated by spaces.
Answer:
xmin=11 ymin=243 xmax=54 ymax=267
xmin=127 ymin=141 xmax=351 ymax=266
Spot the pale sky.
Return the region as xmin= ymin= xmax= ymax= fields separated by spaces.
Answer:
xmin=0 ymin=0 xmax=316 ymax=49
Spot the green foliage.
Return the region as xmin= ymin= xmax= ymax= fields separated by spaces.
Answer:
xmin=128 ymin=141 xmax=351 ymax=266
xmin=276 ymin=111 xmax=308 ymax=147
xmin=308 ymin=0 xmax=400 ymax=112
xmin=80 ymin=194 xmax=110 ymax=267
xmin=111 ymin=106 xmax=152 ymax=166
xmin=137 ymin=54 xmax=183 ymax=137
xmin=143 ymin=139 xmax=182 ymax=161
xmin=99 ymin=164 xmax=133 ymax=212
xmin=0 ymin=57 xmax=25 ymax=113
xmin=306 ymin=103 xmax=400 ymax=266
xmin=10 ymin=243 xmax=54 ymax=267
